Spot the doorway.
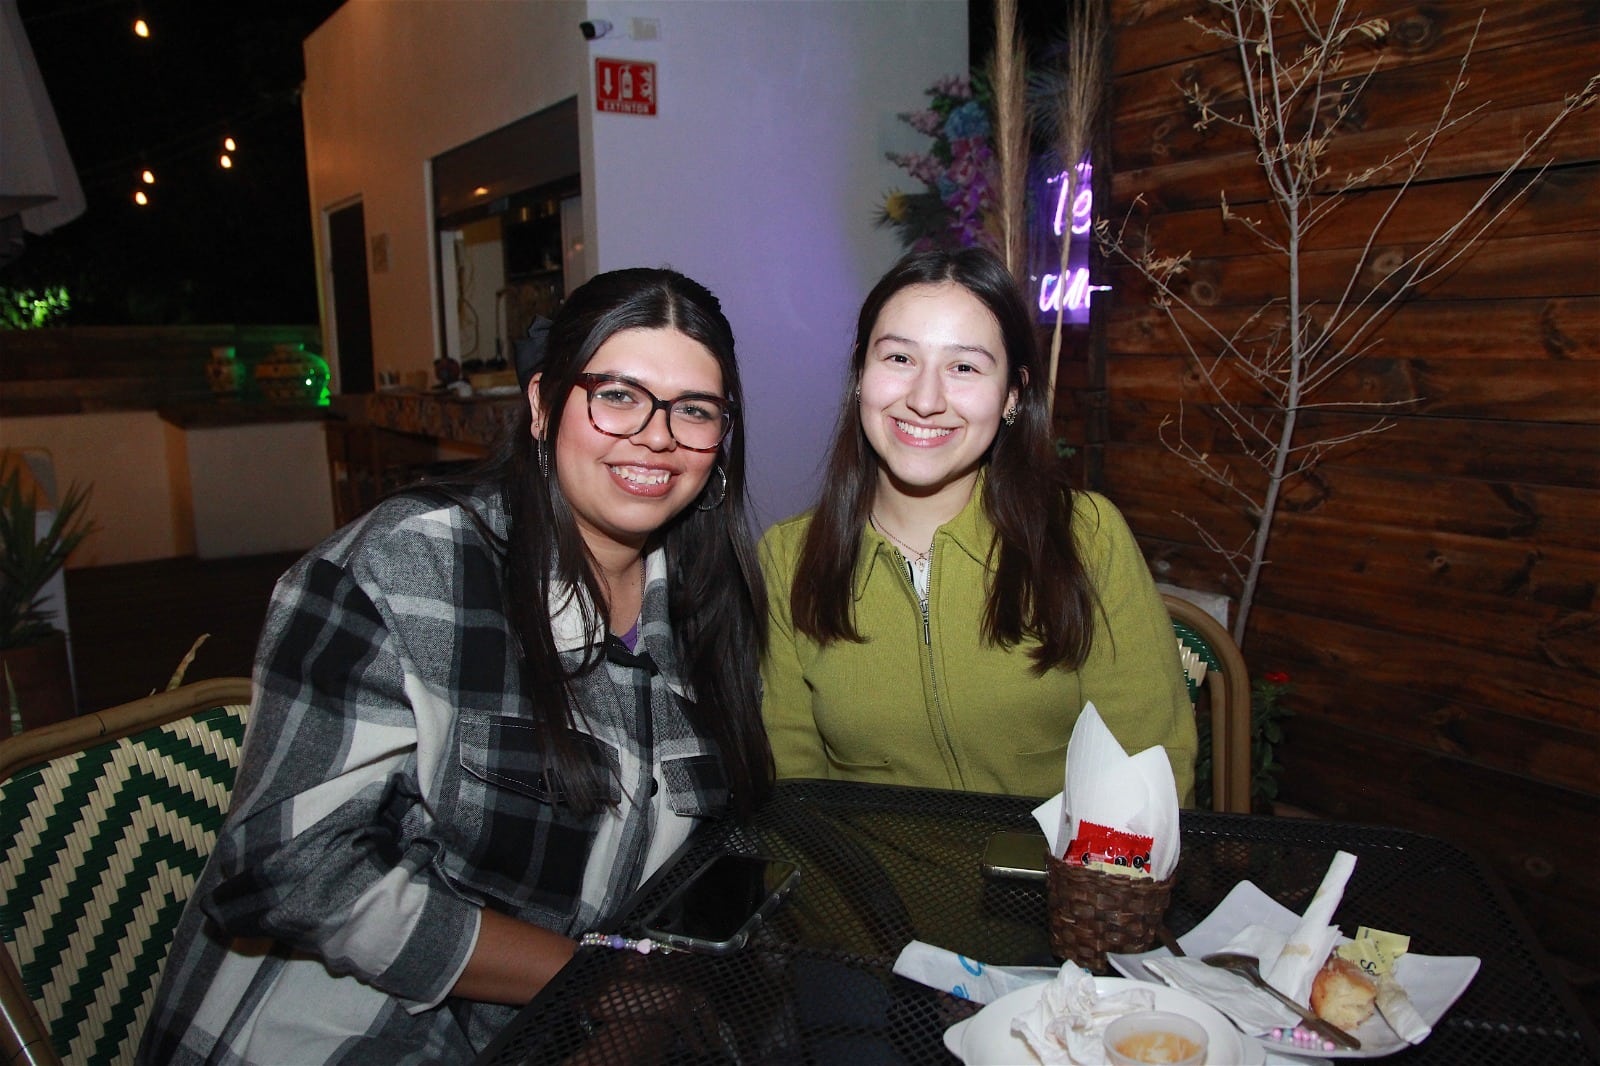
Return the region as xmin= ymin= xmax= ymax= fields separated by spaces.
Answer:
xmin=326 ymin=200 xmax=374 ymax=394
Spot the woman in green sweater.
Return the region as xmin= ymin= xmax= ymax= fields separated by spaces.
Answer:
xmin=760 ymin=247 xmax=1196 ymax=802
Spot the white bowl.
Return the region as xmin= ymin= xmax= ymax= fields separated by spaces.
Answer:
xmin=1104 ymin=1009 xmax=1208 ymax=1065
xmin=944 ymin=976 xmax=1262 ymax=1065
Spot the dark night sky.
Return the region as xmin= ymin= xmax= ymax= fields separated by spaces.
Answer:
xmin=9 ymin=0 xmax=344 ymax=324
xmin=8 ymin=0 xmax=1067 ymax=326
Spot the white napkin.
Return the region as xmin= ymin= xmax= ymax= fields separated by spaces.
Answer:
xmin=1267 ymin=850 xmax=1355 ymax=1004
xmin=1145 ymin=952 xmax=1295 ymax=1034
xmin=1011 ymin=962 xmax=1157 ymax=1066
xmin=1376 ymin=973 xmax=1432 ymax=1042
xmin=891 ymin=940 xmax=1057 ymax=1005
xmin=1031 ymin=702 xmax=1179 ymax=878
xmin=1140 ymin=852 xmax=1359 ymax=1035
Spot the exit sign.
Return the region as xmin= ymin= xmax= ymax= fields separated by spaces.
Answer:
xmin=595 ymin=58 xmax=657 ymax=116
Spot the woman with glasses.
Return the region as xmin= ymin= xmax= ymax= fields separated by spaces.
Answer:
xmin=141 ymin=268 xmax=770 ymax=1064
xmin=760 ymin=247 xmax=1195 ymax=802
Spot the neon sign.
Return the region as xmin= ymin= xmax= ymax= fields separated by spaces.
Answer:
xmin=1029 ymin=160 xmax=1109 ymax=323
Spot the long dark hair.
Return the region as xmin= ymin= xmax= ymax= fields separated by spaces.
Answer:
xmin=434 ymin=268 xmax=770 ymax=815
xmin=791 ymin=247 xmax=1095 ymax=671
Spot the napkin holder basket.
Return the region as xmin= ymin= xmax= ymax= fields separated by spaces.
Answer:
xmin=1045 ymin=853 xmax=1174 ymax=972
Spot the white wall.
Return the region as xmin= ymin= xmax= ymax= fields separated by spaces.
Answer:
xmin=580 ymin=1 xmax=965 ymax=528
xmin=167 ymin=422 xmax=335 ymax=559
xmin=0 ymin=412 xmax=338 ymax=567
xmin=302 ymin=0 xmax=966 ymax=531
xmin=0 ymin=412 xmax=183 ymax=567
xmin=301 ymin=0 xmax=588 ymax=376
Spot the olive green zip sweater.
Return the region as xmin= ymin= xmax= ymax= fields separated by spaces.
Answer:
xmin=759 ymin=488 xmax=1196 ymax=804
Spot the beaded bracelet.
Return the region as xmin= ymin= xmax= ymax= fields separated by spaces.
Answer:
xmin=578 ymin=932 xmax=674 ymax=955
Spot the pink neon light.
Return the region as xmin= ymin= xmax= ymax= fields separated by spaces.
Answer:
xmin=1038 ymin=269 xmax=1095 ymax=313
xmin=1049 ymin=163 xmax=1094 ymax=238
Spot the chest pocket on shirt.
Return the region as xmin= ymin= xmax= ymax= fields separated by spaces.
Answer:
xmin=451 ymin=711 xmax=621 ymax=910
xmin=658 ymin=750 xmax=729 ymax=817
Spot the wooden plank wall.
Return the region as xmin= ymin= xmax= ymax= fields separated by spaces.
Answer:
xmin=1098 ymin=0 xmax=1599 ymax=978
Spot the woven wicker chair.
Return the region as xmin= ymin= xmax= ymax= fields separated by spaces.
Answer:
xmin=1162 ymin=594 xmax=1251 ymax=814
xmin=0 ymin=677 xmax=253 ymax=1066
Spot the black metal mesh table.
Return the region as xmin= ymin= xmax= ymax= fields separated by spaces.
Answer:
xmin=477 ymin=780 xmax=1599 ymax=1065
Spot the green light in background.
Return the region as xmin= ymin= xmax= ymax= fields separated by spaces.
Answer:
xmin=0 ymin=287 xmax=72 ymax=330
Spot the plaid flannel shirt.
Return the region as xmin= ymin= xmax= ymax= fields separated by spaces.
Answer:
xmin=138 ymin=488 xmax=730 ymax=1064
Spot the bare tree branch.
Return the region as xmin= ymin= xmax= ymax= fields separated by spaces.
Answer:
xmin=1094 ymin=0 xmax=1597 ymax=645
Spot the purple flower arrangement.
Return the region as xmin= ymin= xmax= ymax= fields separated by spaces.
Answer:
xmin=877 ymin=75 xmax=999 ymax=253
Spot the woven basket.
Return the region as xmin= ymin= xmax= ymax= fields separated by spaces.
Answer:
xmin=1046 ymin=853 xmax=1175 ymax=972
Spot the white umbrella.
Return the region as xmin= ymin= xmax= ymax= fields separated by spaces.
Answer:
xmin=0 ymin=0 xmax=85 ymax=236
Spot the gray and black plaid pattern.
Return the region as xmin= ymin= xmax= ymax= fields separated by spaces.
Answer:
xmin=139 ymin=488 xmax=730 ymax=1064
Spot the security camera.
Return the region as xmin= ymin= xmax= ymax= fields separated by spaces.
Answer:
xmin=579 ymin=19 xmax=612 ymax=40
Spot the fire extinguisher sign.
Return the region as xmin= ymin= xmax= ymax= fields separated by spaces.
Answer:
xmin=595 ymin=58 xmax=657 ymax=116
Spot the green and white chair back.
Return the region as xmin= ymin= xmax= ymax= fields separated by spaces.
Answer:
xmin=0 ymin=678 xmax=252 ymax=1066
xmin=1161 ymin=595 xmax=1252 ymax=813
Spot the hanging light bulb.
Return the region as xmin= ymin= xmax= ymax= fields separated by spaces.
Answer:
xmin=133 ymin=17 xmax=150 ymax=38
xmin=219 ymin=153 xmax=234 ymax=169
xmin=134 ymin=189 xmax=149 ymax=206
xmin=223 ymin=136 xmax=237 ymax=152
xmin=141 ymin=169 xmax=155 ymax=185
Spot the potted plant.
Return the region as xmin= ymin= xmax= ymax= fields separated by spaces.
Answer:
xmin=0 ymin=466 xmax=94 ymax=734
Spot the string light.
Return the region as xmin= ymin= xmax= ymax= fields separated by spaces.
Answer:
xmin=133 ymin=189 xmax=149 ymax=206
xmin=77 ymin=94 xmax=289 ymax=197
xmin=133 ymin=17 xmax=149 ymax=38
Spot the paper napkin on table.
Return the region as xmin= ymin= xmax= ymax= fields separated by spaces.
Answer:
xmin=1030 ymin=702 xmax=1179 ymax=879
xmin=1268 ymin=850 xmax=1355 ymax=1004
xmin=1339 ymin=928 xmax=1431 ymax=1042
xmin=1141 ymin=851 xmax=1359 ymax=1034
xmin=892 ymin=940 xmax=1056 ymax=1005
xmin=1011 ymin=961 xmax=1157 ymax=1066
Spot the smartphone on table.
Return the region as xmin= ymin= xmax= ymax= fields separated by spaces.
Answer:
xmin=638 ymin=851 xmax=801 ymax=955
xmin=980 ymin=829 xmax=1049 ymax=882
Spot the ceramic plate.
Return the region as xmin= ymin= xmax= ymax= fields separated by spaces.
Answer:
xmin=1106 ymin=881 xmax=1480 ymax=1059
xmin=942 ymin=976 xmax=1263 ymax=1065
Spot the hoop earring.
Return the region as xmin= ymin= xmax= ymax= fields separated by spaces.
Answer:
xmin=1002 ymin=406 xmax=1018 ymax=427
xmin=697 ymin=465 xmax=727 ymax=511
xmin=536 ymin=438 xmax=549 ymax=478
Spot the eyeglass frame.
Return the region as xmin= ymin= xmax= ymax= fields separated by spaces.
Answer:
xmin=571 ymin=373 xmax=736 ymax=453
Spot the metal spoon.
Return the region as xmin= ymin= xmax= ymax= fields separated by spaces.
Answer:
xmin=1201 ymin=951 xmax=1362 ymax=1051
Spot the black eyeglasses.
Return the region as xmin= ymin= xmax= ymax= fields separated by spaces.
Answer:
xmin=573 ymin=373 xmax=734 ymax=453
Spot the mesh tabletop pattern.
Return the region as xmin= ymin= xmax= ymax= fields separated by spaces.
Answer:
xmin=477 ymin=779 xmax=1599 ymax=1066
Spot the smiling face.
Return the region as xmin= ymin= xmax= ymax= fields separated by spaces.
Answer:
xmin=858 ymin=281 xmax=1017 ymax=513
xmin=538 ymin=327 xmax=723 ymax=562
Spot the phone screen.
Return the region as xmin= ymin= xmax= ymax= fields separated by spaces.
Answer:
xmin=641 ymin=852 xmax=799 ymax=951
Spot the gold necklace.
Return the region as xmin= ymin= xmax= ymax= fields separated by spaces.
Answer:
xmin=870 ymin=512 xmax=931 ymax=564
